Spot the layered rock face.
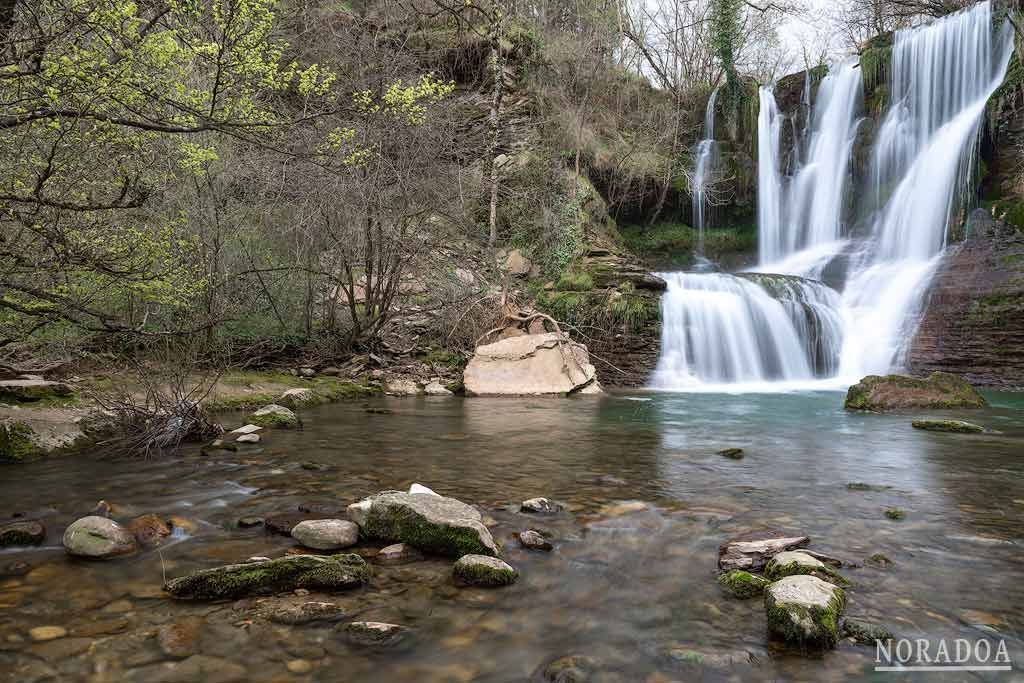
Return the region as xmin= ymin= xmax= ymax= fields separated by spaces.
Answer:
xmin=463 ymin=333 xmax=602 ymax=395
xmin=909 ymin=210 xmax=1024 ymax=388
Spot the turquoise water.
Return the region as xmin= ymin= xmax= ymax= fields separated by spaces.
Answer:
xmin=1 ymin=391 xmax=1022 ymax=681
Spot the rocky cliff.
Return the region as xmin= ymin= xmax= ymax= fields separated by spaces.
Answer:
xmin=909 ymin=210 xmax=1024 ymax=388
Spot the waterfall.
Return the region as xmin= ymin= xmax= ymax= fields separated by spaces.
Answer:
xmin=652 ymin=0 xmax=1014 ymax=391
xmin=692 ymin=87 xmax=721 ymax=257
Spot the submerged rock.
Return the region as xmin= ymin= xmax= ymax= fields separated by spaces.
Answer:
xmin=521 ymin=497 xmax=564 ymax=514
xmin=717 ymin=570 xmax=770 ymax=599
xmin=844 ymin=372 xmax=986 ymax=412
xmin=463 ymin=333 xmax=602 ymax=396
xmin=0 ymin=520 xmax=45 ymax=547
xmin=375 ymin=543 xmax=424 ymax=565
xmin=347 ymin=491 xmax=498 ymax=557
xmin=718 ymin=530 xmax=810 ymax=571
xmin=911 ymin=419 xmax=984 ymax=433
xmin=765 ymin=550 xmax=848 ymax=585
xmin=518 ymin=529 xmax=553 ymax=551
xmin=236 ymin=433 xmax=260 ymax=444
xmin=157 ymin=618 xmax=202 ymax=658
xmin=265 ymin=601 xmax=346 ymax=625
xmin=764 ymin=575 xmax=846 ymax=648
xmin=63 ymin=516 xmax=137 ymax=559
xmin=342 ymin=621 xmax=408 ymax=647
xmin=539 ymin=655 xmax=599 ymax=682
xmin=842 ymin=618 xmax=895 ymax=646
xmin=126 ymin=513 xmax=172 ymax=547
xmin=291 ymin=519 xmax=358 ymax=550
xmin=717 ymin=448 xmax=745 ymax=459
xmin=163 ymin=554 xmax=370 ymax=599
xmin=453 ymin=554 xmax=518 ymax=587
xmin=249 ymin=404 xmax=298 ymax=429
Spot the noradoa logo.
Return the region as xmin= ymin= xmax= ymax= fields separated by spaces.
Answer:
xmin=875 ymin=638 xmax=1012 ymax=672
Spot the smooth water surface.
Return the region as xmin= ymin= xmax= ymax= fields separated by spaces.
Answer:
xmin=1 ymin=392 xmax=1023 ymax=682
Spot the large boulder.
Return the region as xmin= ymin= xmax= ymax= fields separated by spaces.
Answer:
xmin=844 ymin=372 xmax=986 ymax=412
xmin=463 ymin=333 xmax=602 ymax=396
xmin=163 ymin=554 xmax=370 ymax=599
xmin=63 ymin=516 xmax=137 ymax=559
xmin=764 ymin=575 xmax=846 ymax=648
xmin=347 ymin=491 xmax=498 ymax=557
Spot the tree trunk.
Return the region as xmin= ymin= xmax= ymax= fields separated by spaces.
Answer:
xmin=486 ymin=27 xmax=505 ymax=248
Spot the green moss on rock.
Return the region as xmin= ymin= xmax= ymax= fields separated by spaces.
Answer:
xmin=842 ymin=618 xmax=895 ymax=645
xmin=765 ymin=551 xmax=849 ymax=586
xmin=844 ymin=372 xmax=987 ymax=412
xmin=717 ymin=570 xmax=769 ymax=598
xmin=0 ymin=421 xmax=44 ymax=462
xmin=911 ymin=419 xmax=984 ymax=433
xmin=453 ymin=554 xmax=518 ymax=587
xmin=163 ymin=554 xmax=370 ymax=600
xmin=765 ymin=575 xmax=846 ymax=649
xmin=249 ymin=404 xmax=298 ymax=429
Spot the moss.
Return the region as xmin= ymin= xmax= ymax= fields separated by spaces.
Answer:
xmin=765 ymin=558 xmax=849 ymax=586
xmin=911 ymin=419 xmax=984 ymax=434
xmin=866 ymin=553 xmax=893 ymax=568
xmin=842 ymin=618 xmax=895 ymax=646
xmin=0 ymin=521 xmax=44 ymax=547
xmin=620 ymin=222 xmax=757 ymax=262
xmin=362 ymin=503 xmax=496 ymax=558
xmin=884 ymin=508 xmax=906 ymax=521
xmin=163 ymin=554 xmax=371 ymax=600
xmin=453 ymin=556 xmax=517 ymax=587
xmin=249 ymin=408 xmax=297 ymax=429
xmin=417 ymin=348 xmax=464 ymax=369
xmin=555 ymin=270 xmax=595 ymax=292
xmin=0 ymin=421 xmax=44 ymax=462
xmin=765 ymin=583 xmax=846 ymax=649
xmin=717 ymin=570 xmax=769 ymax=598
xmin=844 ymin=372 xmax=987 ymax=412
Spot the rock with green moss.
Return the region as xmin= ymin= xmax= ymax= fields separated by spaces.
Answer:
xmin=884 ymin=508 xmax=906 ymax=521
xmin=842 ymin=618 xmax=895 ymax=645
xmin=163 ymin=554 xmax=370 ymax=599
xmin=844 ymin=372 xmax=987 ymax=412
xmin=249 ymin=404 xmax=298 ymax=429
xmin=765 ymin=551 xmax=849 ymax=585
xmin=453 ymin=554 xmax=518 ymax=587
xmin=911 ymin=419 xmax=984 ymax=433
xmin=0 ymin=521 xmax=45 ymax=547
xmin=717 ymin=570 xmax=769 ymax=598
xmin=63 ymin=516 xmax=137 ymax=559
xmin=0 ymin=420 xmax=44 ymax=461
xmin=278 ymin=388 xmax=318 ymax=408
xmin=0 ymin=379 xmax=73 ymax=403
xmin=764 ymin=575 xmax=846 ymax=648
xmin=348 ymin=491 xmax=498 ymax=557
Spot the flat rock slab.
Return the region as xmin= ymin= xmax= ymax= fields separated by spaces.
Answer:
xmin=264 ymin=601 xmax=347 ymax=625
xmin=719 ymin=530 xmax=810 ymax=571
xmin=163 ymin=554 xmax=370 ymax=600
xmin=764 ymin=574 xmax=846 ymax=648
xmin=0 ymin=380 xmax=73 ymax=402
xmin=912 ymin=419 xmax=984 ymax=433
xmin=463 ymin=333 xmax=602 ymax=396
xmin=348 ymin=491 xmax=498 ymax=558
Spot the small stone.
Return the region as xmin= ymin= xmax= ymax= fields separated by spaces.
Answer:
xmin=718 ymin=530 xmax=810 ymax=571
xmin=424 ymin=381 xmax=453 ymax=396
xmin=842 ymin=618 xmax=895 ymax=645
xmin=717 ymin=448 xmax=745 ymax=459
xmin=912 ymin=419 xmax=984 ymax=434
xmin=237 ymin=517 xmax=264 ymax=528
xmin=158 ymin=618 xmax=202 ymax=658
xmin=764 ymin=575 xmax=846 ymax=648
xmin=299 ymin=367 xmax=316 ymax=378
xmin=29 ymin=626 xmax=66 ymax=642
xmin=126 ymin=513 xmax=172 ymax=547
xmin=230 ymin=424 xmax=262 ymax=435
xmin=249 ymin=404 xmax=298 ymax=429
xmin=287 ymin=659 xmax=314 ymax=674
xmin=342 ymin=621 xmax=408 ymax=647
xmin=717 ymin=570 xmax=770 ymax=599
xmin=266 ymin=601 xmax=346 ymax=625
xmin=453 ymin=554 xmax=518 ymax=587
xmin=301 ymin=462 xmax=327 ymax=471
xmin=866 ymin=553 xmax=893 ymax=568
xmin=0 ymin=520 xmax=45 ymax=547
xmin=521 ymin=497 xmax=563 ymax=514
xmin=884 ymin=508 xmax=906 ymax=521
xmin=518 ymin=529 xmax=553 ymax=551
xmin=291 ymin=519 xmax=358 ymax=550
xmin=376 ymin=543 xmax=424 ymax=565
xmin=236 ymin=433 xmax=260 ymax=443
xmin=63 ymin=516 xmax=137 ymax=559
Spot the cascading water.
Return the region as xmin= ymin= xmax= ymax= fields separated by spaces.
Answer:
xmin=692 ymin=87 xmax=721 ymax=258
xmin=652 ymin=1 xmax=1014 ymax=391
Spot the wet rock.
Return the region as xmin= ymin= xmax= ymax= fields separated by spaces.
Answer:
xmin=237 ymin=516 xmax=263 ymax=528
xmin=376 ymin=543 xmax=424 ymax=565
xmin=0 ymin=520 xmax=45 ymax=546
xmin=453 ymin=554 xmax=518 ymax=587
xmin=133 ymin=654 xmax=247 ymax=683
xmin=301 ymin=461 xmax=327 ymax=471
xmin=424 ymin=381 xmax=453 ymax=396
xmin=844 ymin=372 xmax=986 ymax=412
xmin=342 ymin=621 xmax=409 ymax=647
xmin=717 ymin=570 xmax=770 ymax=599
xmin=164 ymin=516 xmax=198 ymax=534
xmin=158 ymin=618 xmax=202 ymax=658
xmin=912 ymin=419 xmax=984 ymax=433
xmin=71 ymin=616 xmax=132 ymax=637
xmin=126 ymin=513 xmax=172 ymax=547
xmin=521 ymin=497 xmax=563 ymax=514
xmin=846 ymin=482 xmax=892 ymax=492
xmin=265 ymin=601 xmax=346 ymax=625
xmin=236 ymin=433 xmax=260 ymax=444
xmin=230 ymin=424 xmax=262 ymax=435
xmin=540 ymin=654 xmax=598 ymax=682
xmin=384 ymin=379 xmax=421 ymax=396
xmin=718 ymin=530 xmax=810 ymax=571
xmin=665 ymin=647 xmax=753 ymax=670
xmin=884 ymin=508 xmax=906 ymax=521
xmin=286 ymin=659 xmax=314 ymax=674
xmin=518 ymin=529 xmax=553 ymax=551
xmin=279 ymin=388 xmax=316 ymax=407
xmin=2 ymin=560 xmax=31 ymax=577
xmin=28 ymin=626 xmax=66 ymax=642
xmin=842 ymin=618 xmax=895 ymax=645
xmin=201 ymin=439 xmax=238 ymax=455
xmin=163 ymin=554 xmax=370 ymax=600
xmin=0 ymin=379 xmax=73 ymax=403
xmin=717 ymin=448 xmax=745 ymax=459
xmin=291 ymin=519 xmax=358 ymax=550
xmin=348 ymin=491 xmax=498 ymax=557
xmin=63 ymin=515 xmax=137 ymax=559
xmin=463 ymin=333 xmax=602 ymax=396
xmin=249 ymin=404 xmax=298 ymax=429
xmin=866 ymin=553 xmax=893 ymax=568
xmin=764 ymin=575 xmax=846 ymax=648
xmin=765 ymin=550 xmax=848 ymax=585
xmin=265 ymin=510 xmax=321 ymax=536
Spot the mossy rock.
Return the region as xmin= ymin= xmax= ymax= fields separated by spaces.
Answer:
xmin=911 ymin=419 xmax=984 ymax=434
xmin=0 ymin=379 xmax=73 ymax=403
xmin=717 ymin=570 xmax=769 ymax=598
xmin=764 ymin=575 xmax=846 ymax=649
xmin=453 ymin=554 xmax=518 ymax=587
xmin=163 ymin=554 xmax=370 ymax=600
xmin=844 ymin=372 xmax=987 ymax=412
xmin=0 ymin=421 xmax=44 ymax=461
xmin=0 ymin=521 xmax=45 ymax=547
xmin=842 ymin=618 xmax=895 ymax=646
xmin=765 ymin=551 xmax=849 ymax=586
xmin=249 ymin=404 xmax=298 ymax=429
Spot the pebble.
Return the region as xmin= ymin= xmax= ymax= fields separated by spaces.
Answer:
xmin=29 ymin=626 xmax=66 ymax=642
xmin=286 ymin=659 xmax=314 ymax=674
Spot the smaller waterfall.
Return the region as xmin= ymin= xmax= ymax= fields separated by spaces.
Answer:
xmin=757 ymin=86 xmax=784 ymax=264
xmin=692 ymin=87 xmax=721 ymax=257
